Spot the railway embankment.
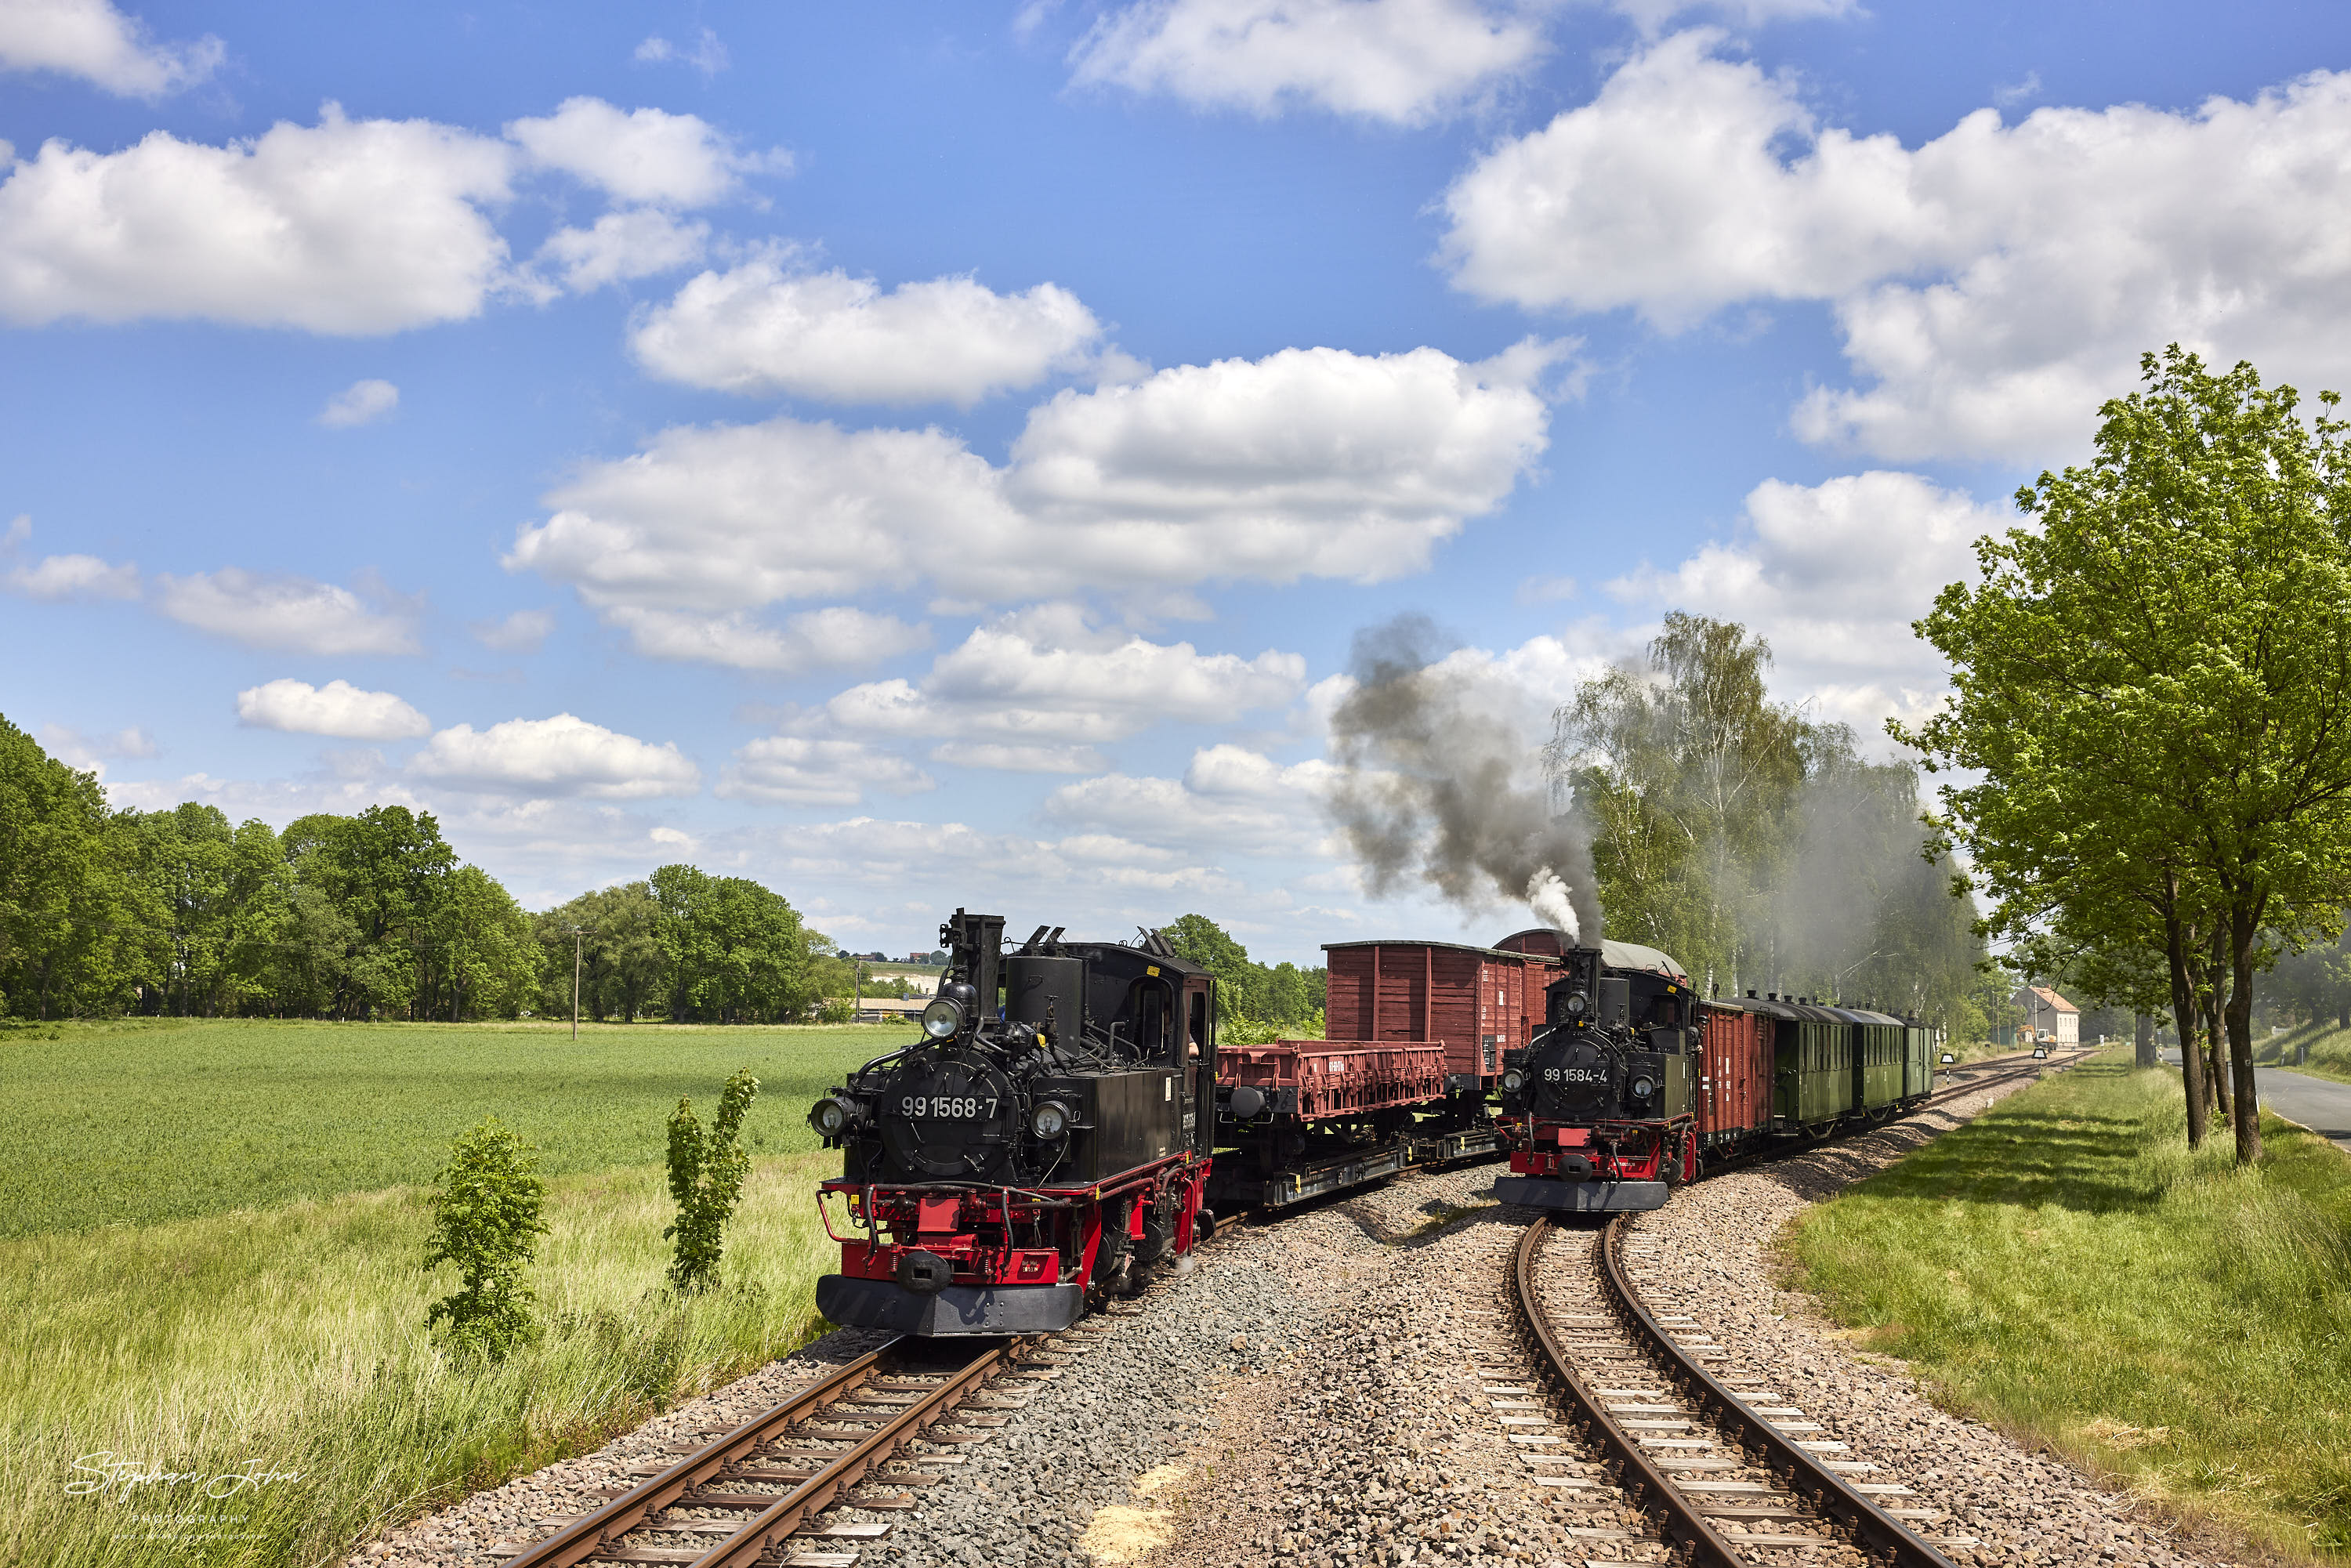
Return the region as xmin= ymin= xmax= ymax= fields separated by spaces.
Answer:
xmin=1783 ymin=1052 xmax=2351 ymax=1564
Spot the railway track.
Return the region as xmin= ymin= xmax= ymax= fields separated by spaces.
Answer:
xmin=497 ymin=1330 xmax=1059 ymax=1568
xmin=1505 ymin=1214 xmax=1965 ymax=1567
xmin=488 ymin=1049 xmax=2088 ymax=1567
xmin=1488 ymin=1056 xmax=2091 ymax=1566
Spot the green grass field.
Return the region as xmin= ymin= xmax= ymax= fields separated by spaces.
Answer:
xmin=1 ymin=1018 xmax=897 ymax=1566
xmin=1786 ymin=1052 xmax=2351 ymax=1561
xmin=0 ymin=1016 xmax=901 ymax=1235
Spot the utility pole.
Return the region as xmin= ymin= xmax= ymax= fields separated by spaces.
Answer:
xmin=570 ymin=925 xmax=595 ymax=1041
xmin=854 ymin=958 xmax=866 ymax=1022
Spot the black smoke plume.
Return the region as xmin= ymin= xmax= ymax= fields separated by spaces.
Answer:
xmin=1325 ymin=615 xmax=1603 ymax=942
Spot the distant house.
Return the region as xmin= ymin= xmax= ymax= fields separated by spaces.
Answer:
xmin=2016 ymin=985 xmax=2080 ymax=1044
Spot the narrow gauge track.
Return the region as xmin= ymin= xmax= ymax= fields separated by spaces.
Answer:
xmin=500 ymin=1331 xmax=1051 ymax=1568
xmin=497 ymin=1050 xmax=2087 ymax=1566
xmin=1510 ymin=1215 xmax=1963 ymax=1567
xmin=1497 ymin=1054 xmax=2088 ymax=1566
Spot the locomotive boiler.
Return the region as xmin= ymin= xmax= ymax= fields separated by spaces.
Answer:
xmin=808 ymin=910 xmax=1215 ymax=1335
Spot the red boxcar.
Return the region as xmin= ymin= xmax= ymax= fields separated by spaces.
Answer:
xmin=1322 ymin=940 xmax=1559 ymax=1091
xmin=1694 ymin=998 xmax=1773 ymax=1151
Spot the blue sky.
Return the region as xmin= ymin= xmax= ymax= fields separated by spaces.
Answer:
xmin=5 ymin=0 xmax=2349 ymax=964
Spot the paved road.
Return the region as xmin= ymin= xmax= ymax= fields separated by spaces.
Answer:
xmin=2158 ymin=1049 xmax=2351 ymax=1150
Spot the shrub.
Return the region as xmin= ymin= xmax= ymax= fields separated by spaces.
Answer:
xmin=665 ymin=1068 xmax=759 ymax=1292
xmin=422 ymin=1116 xmax=549 ymax=1360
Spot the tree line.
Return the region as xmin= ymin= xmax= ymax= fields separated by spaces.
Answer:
xmin=1551 ymin=612 xmax=1990 ymax=1033
xmin=0 ymin=715 xmax=828 ymax=1023
xmin=1900 ymin=346 xmax=2351 ymax=1164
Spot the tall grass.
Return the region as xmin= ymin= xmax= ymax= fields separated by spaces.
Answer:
xmin=2 ymin=1152 xmax=843 ymax=1567
xmin=1786 ymin=1055 xmax=2351 ymax=1561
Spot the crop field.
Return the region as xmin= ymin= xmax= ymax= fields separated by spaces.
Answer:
xmin=2 ymin=1018 xmax=894 ymax=1567
xmin=1787 ymin=1054 xmax=2351 ymax=1561
xmin=0 ymin=1016 xmax=900 ymax=1235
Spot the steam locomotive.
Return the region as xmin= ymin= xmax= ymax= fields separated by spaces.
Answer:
xmin=807 ymin=911 xmax=1215 ymax=1335
xmin=1494 ymin=934 xmax=1938 ymax=1211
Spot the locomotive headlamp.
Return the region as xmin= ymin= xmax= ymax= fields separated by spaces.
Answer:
xmin=1630 ymin=1074 xmax=1656 ymax=1099
xmin=920 ymin=996 xmax=965 ymax=1039
xmin=1563 ymin=992 xmax=1589 ymax=1018
xmin=1502 ymin=1067 xmax=1525 ymax=1093
xmin=808 ymin=1094 xmax=858 ymax=1137
xmin=1030 ymin=1100 xmax=1069 ymax=1139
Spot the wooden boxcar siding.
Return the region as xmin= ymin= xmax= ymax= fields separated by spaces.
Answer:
xmin=1696 ymin=1005 xmax=1772 ymax=1145
xmin=1324 ymin=943 xmax=1551 ymax=1081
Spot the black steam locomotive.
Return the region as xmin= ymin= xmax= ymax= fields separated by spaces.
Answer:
xmin=808 ymin=911 xmax=1216 ymax=1335
xmin=1494 ymin=938 xmax=1939 ymax=1211
xmin=1493 ymin=941 xmax=1698 ymax=1211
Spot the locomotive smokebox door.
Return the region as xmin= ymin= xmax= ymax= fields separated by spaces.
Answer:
xmin=1008 ymin=953 xmax=1085 ymax=1041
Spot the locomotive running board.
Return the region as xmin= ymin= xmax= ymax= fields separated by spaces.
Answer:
xmin=1491 ymin=1175 xmax=1669 ymax=1211
xmin=817 ymin=1275 xmax=1084 ymax=1335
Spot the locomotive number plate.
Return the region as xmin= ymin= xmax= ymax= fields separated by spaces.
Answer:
xmin=900 ymin=1095 xmax=998 ymax=1119
xmin=1545 ymin=1068 xmax=1607 ymax=1084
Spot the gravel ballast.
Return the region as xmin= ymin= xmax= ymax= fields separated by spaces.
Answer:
xmin=353 ymin=1060 xmax=2246 ymax=1568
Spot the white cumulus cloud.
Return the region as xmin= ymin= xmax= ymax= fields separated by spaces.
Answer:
xmin=1607 ymin=469 xmax=2004 ymax=733
xmin=1443 ymin=34 xmax=2351 ymax=461
xmin=154 ymin=569 xmax=420 ymax=656
xmin=603 ymin=605 xmax=930 ymax=675
xmin=319 ymin=378 xmax=399 ymax=427
xmin=5 ymin=552 xmax=139 ymax=600
xmin=1070 ymin=0 xmax=1552 ymax=125
xmin=820 ymin=604 xmax=1306 ymax=770
xmin=508 ymin=341 xmax=1560 ymax=638
xmin=715 ymin=737 xmax=935 ymax=806
xmin=1044 ymin=743 xmax=1339 ymax=857
xmin=0 ymin=0 xmax=223 ymax=99
xmin=409 ymin=713 xmax=701 ymax=798
xmin=505 ymin=96 xmax=781 ymax=208
xmin=235 ymin=678 xmax=431 ymax=740
xmin=529 ymin=208 xmax=708 ymax=293
xmin=0 ymin=106 xmax=515 ymax=334
xmin=631 ymin=263 xmax=1105 ymax=406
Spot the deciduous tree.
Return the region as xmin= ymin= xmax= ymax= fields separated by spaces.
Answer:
xmin=1900 ymin=347 xmax=2351 ymax=1163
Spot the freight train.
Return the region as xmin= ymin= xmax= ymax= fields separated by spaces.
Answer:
xmin=806 ymin=909 xmax=1942 ymax=1334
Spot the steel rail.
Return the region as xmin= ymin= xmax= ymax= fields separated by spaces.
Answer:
xmin=500 ymin=1332 xmax=1031 ymax=1568
xmin=1595 ymin=1214 xmax=1962 ymax=1568
xmin=1510 ymin=1217 xmax=1755 ymax=1568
